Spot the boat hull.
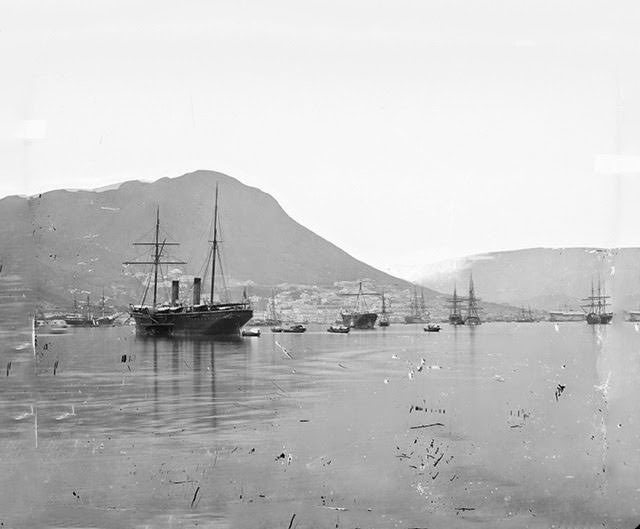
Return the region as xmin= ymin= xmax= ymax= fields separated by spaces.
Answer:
xmin=586 ymin=312 xmax=613 ymax=325
xmin=130 ymin=306 xmax=253 ymax=335
xmin=341 ymin=312 xmax=378 ymax=329
xmin=448 ymin=315 xmax=465 ymax=325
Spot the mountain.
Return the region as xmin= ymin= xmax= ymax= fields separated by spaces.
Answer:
xmin=1 ymin=170 xmax=427 ymax=308
xmin=416 ymin=247 xmax=640 ymax=311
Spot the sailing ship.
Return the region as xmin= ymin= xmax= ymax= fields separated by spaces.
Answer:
xmin=465 ymin=274 xmax=481 ymax=325
xmin=124 ymin=185 xmax=253 ymax=335
xmin=251 ymin=289 xmax=282 ymax=326
xmin=515 ymin=306 xmax=536 ymax=323
xmin=447 ymin=284 xmax=465 ymax=325
xmin=405 ymin=286 xmax=428 ymax=324
xmin=582 ymin=279 xmax=613 ymax=325
xmin=378 ymin=292 xmax=390 ymax=327
xmin=63 ymin=295 xmax=97 ymax=327
xmin=95 ymin=288 xmax=118 ymax=326
xmin=340 ymin=282 xmax=379 ymax=329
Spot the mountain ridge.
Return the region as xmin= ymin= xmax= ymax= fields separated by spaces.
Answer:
xmin=0 ymin=170 xmax=424 ymax=308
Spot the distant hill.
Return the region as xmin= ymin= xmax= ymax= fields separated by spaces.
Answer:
xmin=0 ymin=170 xmax=426 ymax=308
xmin=416 ymin=247 xmax=640 ymax=311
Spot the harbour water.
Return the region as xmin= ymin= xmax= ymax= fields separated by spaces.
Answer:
xmin=2 ymin=320 xmax=640 ymax=528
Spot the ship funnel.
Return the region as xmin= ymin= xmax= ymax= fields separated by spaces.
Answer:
xmin=171 ymin=280 xmax=179 ymax=305
xmin=193 ymin=277 xmax=201 ymax=305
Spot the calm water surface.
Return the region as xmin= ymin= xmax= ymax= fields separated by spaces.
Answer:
xmin=2 ymin=319 xmax=640 ymax=528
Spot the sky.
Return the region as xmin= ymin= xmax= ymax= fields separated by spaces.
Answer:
xmin=2 ymin=0 xmax=640 ymax=279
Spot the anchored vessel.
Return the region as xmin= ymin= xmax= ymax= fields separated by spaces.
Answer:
xmin=582 ymin=279 xmax=613 ymax=325
xmin=340 ymin=282 xmax=379 ymax=329
xmin=515 ymin=306 xmax=536 ymax=323
xmin=378 ymin=292 xmax=390 ymax=327
xmin=405 ymin=286 xmax=428 ymax=324
xmin=465 ymin=274 xmax=482 ymax=325
xmin=447 ymin=284 xmax=465 ymax=325
xmin=124 ymin=186 xmax=252 ymax=335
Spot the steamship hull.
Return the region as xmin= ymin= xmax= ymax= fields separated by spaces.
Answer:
xmin=341 ymin=311 xmax=378 ymax=329
xmin=130 ymin=305 xmax=253 ymax=335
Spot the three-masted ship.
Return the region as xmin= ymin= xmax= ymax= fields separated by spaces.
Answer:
xmin=404 ymin=286 xmax=428 ymax=324
xmin=340 ymin=282 xmax=379 ymax=329
xmin=447 ymin=284 xmax=465 ymax=325
xmin=582 ymin=279 xmax=613 ymax=325
xmin=124 ymin=185 xmax=252 ymax=335
xmin=465 ymin=274 xmax=482 ymax=325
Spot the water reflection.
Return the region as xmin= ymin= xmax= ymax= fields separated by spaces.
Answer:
xmin=2 ymin=324 xmax=640 ymax=527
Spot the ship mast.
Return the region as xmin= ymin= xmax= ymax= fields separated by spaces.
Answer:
xmin=123 ymin=206 xmax=185 ymax=309
xmin=210 ymin=184 xmax=219 ymax=304
xmin=152 ymin=207 xmax=160 ymax=306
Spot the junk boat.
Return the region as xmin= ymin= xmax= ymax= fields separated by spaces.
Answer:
xmin=124 ymin=185 xmax=252 ymax=335
xmin=340 ymin=282 xmax=379 ymax=329
xmin=424 ymin=323 xmax=441 ymax=332
xmin=582 ymin=279 xmax=613 ymax=325
xmin=241 ymin=327 xmax=261 ymax=337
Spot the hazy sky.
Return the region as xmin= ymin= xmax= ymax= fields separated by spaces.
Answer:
xmin=2 ymin=1 xmax=640 ymax=278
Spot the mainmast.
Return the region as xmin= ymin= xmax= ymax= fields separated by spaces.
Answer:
xmin=210 ymin=184 xmax=219 ymax=304
xmin=153 ymin=207 xmax=160 ymax=306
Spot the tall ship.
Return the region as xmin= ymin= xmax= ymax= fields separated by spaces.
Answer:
xmin=251 ymin=289 xmax=282 ymax=326
xmin=63 ymin=295 xmax=97 ymax=327
xmin=378 ymin=292 xmax=390 ymax=327
xmin=465 ymin=274 xmax=482 ymax=325
xmin=447 ymin=284 xmax=465 ymax=325
xmin=95 ymin=288 xmax=119 ymax=326
xmin=515 ymin=306 xmax=536 ymax=323
xmin=340 ymin=282 xmax=379 ymax=329
xmin=404 ymin=286 xmax=428 ymax=324
xmin=548 ymin=304 xmax=585 ymax=322
xmin=124 ymin=185 xmax=253 ymax=335
xmin=582 ymin=279 xmax=613 ymax=325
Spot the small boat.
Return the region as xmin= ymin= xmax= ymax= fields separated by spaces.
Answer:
xmin=242 ymin=327 xmax=261 ymax=337
xmin=424 ymin=324 xmax=441 ymax=332
xmin=271 ymin=326 xmax=284 ymax=333
xmin=327 ymin=324 xmax=350 ymax=334
xmin=283 ymin=324 xmax=306 ymax=333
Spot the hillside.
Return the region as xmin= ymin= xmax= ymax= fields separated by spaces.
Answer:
xmin=417 ymin=247 xmax=640 ymax=311
xmin=0 ymin=170 xmax=424 ymax=308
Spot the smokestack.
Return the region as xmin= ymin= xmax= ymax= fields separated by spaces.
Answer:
xmin=193 ymin=277 xmax=201 ymax=305
xmin=171 ymin=280 xmax=179 ymax=305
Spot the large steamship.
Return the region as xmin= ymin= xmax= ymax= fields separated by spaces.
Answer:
xmin=124 ymin=185 xmax=252 ymax=335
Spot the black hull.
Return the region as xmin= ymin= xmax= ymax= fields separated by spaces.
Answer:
xmin=342 ymin=312 xmax=378 ymax=329
xmin=131 ymin=306 xmax=253 ymax=335
xmin=586 ymin=312 xmax=613 ymax=325
xmin=449 ymin=315 xmax=465 ymax=325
